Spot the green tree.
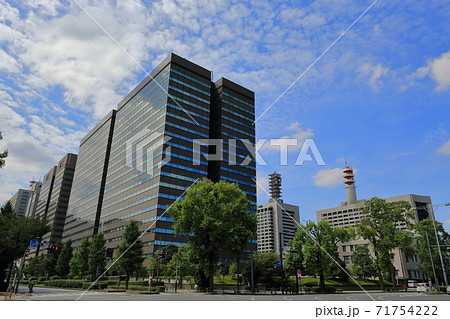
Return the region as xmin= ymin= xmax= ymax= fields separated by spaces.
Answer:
xmin=0 ymin=201 xmax=50 ymax=291
xmin=413 ymin=219 xmax=450 ymax=285
xmin=285 ymin=234 xmax=305 ymax=278
xmin=229 ymin=263 xmax=238 ymax=277
xmin=89 ymin=232 xmax=106 ymax=280
xmin=43 ymin=242 xmax=62 ymax=277
xmin=56 ymin=240 xmax=73 ymax=278
xmin=0 ymin=132 xmax=8 ymax=168
xmin=296 ymin=220 xmax=352 ymax=292
xmin=166 ymin=245 xmax=195 ymax=288
xmin=356 ymin=197 xmax=415 ymax=290
xmin=69 ymin=237 xmax=90 ymax=279
xmin=169 ymin=179 xmax=256 ymax=291
xmin=351 ymin=245 xmax=376 ymax=280
xmin=242 ymin=252 xmax=279 ymax=286
xmin=23 ymin=256 xmax=46 ymax=278
xmin=115 ymin=220 xmax=144 ymax=289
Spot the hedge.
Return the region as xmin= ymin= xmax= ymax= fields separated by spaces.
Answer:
xmin=43 ymin=280 xmax=84 ymax=289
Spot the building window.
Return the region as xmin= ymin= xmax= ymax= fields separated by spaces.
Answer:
xmin=344 ymin=256 xmax=350 ymax=263
xmin=342 ymin=245 xmax=346 ymax=252
xmin=350 ymin=245 xmax=354 ymax=252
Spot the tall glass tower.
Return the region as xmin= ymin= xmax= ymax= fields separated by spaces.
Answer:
xmin=63 ymin=53 xmax=256 ymax=261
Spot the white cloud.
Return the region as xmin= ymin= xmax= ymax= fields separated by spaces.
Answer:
xmin=437 ymin=139 xmax=450 ymax=155
xmin=358 ymin=63 xmax=389 ymax=90
xmin=413 ymin=50 xmax=450 ymax=91
xmin=313 ymin=168 xmax=343 ymax=187
xmin=261 ymin=122 xmax=314 ymax=152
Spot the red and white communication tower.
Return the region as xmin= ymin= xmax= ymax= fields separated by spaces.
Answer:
xmin=343 ymin=160 xmax=357 ymax=205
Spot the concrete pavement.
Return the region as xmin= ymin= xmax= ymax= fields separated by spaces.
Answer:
xmin=2 ymin=286 xmax=450 ymax=301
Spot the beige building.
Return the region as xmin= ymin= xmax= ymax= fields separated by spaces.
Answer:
xmin=257 ymin=172 xmax=300 ymax=255
xmin=316 ymin=163 xmax=432 ymax=283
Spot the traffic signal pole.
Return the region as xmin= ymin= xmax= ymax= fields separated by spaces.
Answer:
xmin=14 ymin=247 xmax=30 ymax=293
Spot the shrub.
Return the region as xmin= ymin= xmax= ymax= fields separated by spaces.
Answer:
xmin=43 ymin=280 xmax=85 ymax=289
xmin=151 ymin=286 xmax=165 ymax=292
xmin=130 ymin=280 xmax=148 ymax=286
xmin=38 ymin=277 xmax=46 ymax=282
xmin=325 ymin=287 xmax=336 ymax=293
xmin=28 ymin=277 xmax=37 ymax=282
xmin=311 ymin=287 xmax=322 ymax=294
xmin=303 ymin=287 xmax=311 ymax=294
xmin=50 ymin=275 xmax=62 ymax=280
xmin=336 ymin=289 xmax=343 ymax=293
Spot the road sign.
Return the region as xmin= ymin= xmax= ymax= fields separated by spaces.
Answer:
xmin=297 ymin=269 xmax=302 ymax=280
xmin=277 ymin=260 xmax=282 ymax=266
xmin=40 ymin=241 xmax=47 ymax=247
xmin=29 ymin=240 xmax=37 ymax=247
xmin=273 ymin=263 xmax=277 ymax=268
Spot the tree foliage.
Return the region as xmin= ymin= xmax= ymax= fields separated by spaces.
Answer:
xmin=115 ymin=220 xmax=144 ymax=289
xmin=295 ymin=220 xmax=352 ymax=292
xmin=356 ymin=197 xmax=414 ymax=290
xmin=285 ymin=232 xmax=305 ymax=277
xmin=56 ymin=240 xmax=73 ymax=278
xmin=0 ymin=201 xmax=50 ymax=291
xmin=89 ymin=232 xmax=106 ymax=279
xmin=169 ymin=178 xmax=256 ymax=291
xmin=69 ymin=237 xmax=90 ymax=279
xmin=0 ymin=132 xmax=8 ymax=168
xmin=242 ymin=252 xmax=279 ymax=287
xmin=413 ymin=219 xmax=450 ymax=285
xmin=351 ymin=245 xmax=376 ymax=280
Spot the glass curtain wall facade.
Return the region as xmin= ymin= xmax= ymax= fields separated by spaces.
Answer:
xmin=34 ymin=154 xmax=77 ymax=256
xmin=101 ymin=54 xmax=211 ymax=259
xmin=210 ymin=78 xmax=257 ymax=261
xmin=32 ymin=166 xmax=56 ymax=256
xmin=63 ymin=111 xmax=116 ymax=248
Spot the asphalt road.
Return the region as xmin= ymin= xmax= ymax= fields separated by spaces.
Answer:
xmin=4 ymin=286 xmax=450 ymax=301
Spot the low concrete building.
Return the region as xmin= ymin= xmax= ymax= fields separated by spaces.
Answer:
xmin=316 ymin=162 xmax=432 ymax=283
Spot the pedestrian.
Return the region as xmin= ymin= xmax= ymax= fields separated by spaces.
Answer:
xmin=28 ymin=282 xmax=34 ymax=296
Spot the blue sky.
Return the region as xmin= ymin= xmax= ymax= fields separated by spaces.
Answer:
xmin=1 ymin=0 xmax=450 ymax=231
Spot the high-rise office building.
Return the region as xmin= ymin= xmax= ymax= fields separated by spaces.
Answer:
xmin=32 ymin=153 xmax=77 ymax=256
xmin=63 ymin=111 xmax=116 ymax=248
xmin=10 ymin=189 xmax=32 ymax=217
xmin=316 ymin=163 xmax=431 ymax=282
xmin=62 ymin=53 xmax=256 ymax=261
xmin=25 ymin=180 xmax=42 ymax=218
xmin=257 ymin=172 xmax=300 ymax=254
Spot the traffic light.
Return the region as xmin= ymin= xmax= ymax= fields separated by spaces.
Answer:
xmin=47 ymin=244 xmax=61 ymax=254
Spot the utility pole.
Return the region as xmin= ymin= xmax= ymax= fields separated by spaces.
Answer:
xmin=429 ymin=204 xmax=449 ymax=287
xmin=175 ymin=253 xmax=179 ymax=293
xmin=425 ymin=231 xmax=439 ymax=290
xmin=279 ymin=232 xmax=284 ymax=294
xmin=251 ymin=247 xmax=254 ymax=294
